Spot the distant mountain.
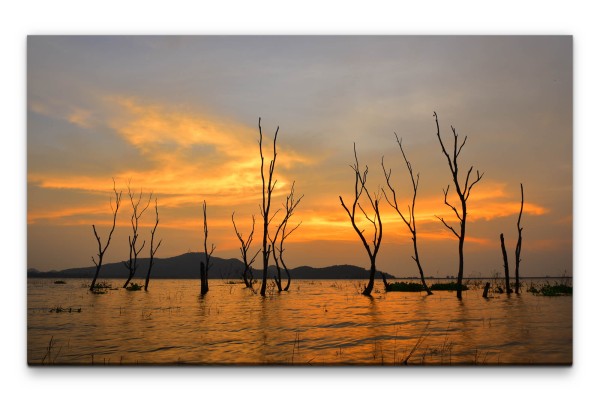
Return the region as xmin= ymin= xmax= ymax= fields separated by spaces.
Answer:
xmin=27 ymin=252 xmax=395 ymax=280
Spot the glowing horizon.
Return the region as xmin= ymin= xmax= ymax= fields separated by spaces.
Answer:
xmin=27 ymin=36 xmax=572 ymax=278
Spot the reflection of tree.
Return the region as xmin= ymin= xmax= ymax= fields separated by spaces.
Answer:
xmin=433 ymin=112 xmax=484 ymax=300
xmin=90 ymin=179 xmax=121 ymax=291
xmin=339 ymin=143 xmax=383 ymax=296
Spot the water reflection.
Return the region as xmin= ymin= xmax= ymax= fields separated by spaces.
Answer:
xmin=27 ymin=279 xmax=572 ymax=365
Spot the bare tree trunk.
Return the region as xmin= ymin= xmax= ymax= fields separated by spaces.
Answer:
xmin=340 ymin=144 xmax=383 ymax=297
xmin=515 ymin=183 xmax=524 ymax=294
xmin=433 ymin=112 xmax=484 ymax=300
xmin=145 ymin=198 xmax=162 ymax=291
xmin=270 ymin=182 xmax=303 ymax=293
xmin=232 ymin=212 xmax=259 ymax=289
xmin=500 ymin=233 xmax=512 ymax=294
xmin=123 ymin=271 xmax=134 ymax=289
xmin=258 ymin=118 xmax=278 ymax=297
xmin=380 ymin=271 xmax=389 ymax=291
xmin=382 ymin=134 xmax=432 ymax=295
xmin=122 ymin=184 xmax=151 ymax=289
xmin=200 ymin=262 xmax=208 ymax=295
xmin=283 ymin=265 xmax=291 ymax=291
xmin=363 ymin=260 xmax=377 ymax=295
xmin=201 ymin=200 xmax=216 ymax=296
xmin=90 ymin=179 xmax=122 ymax=291
xmin=482 ymin=282 xmax=491 ymax=298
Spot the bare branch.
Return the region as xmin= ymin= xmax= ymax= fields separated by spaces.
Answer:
xmin=442 ymin=186 xmax=462 ymax=222
xmin=435 ymin=215 xmax=460 ymax=238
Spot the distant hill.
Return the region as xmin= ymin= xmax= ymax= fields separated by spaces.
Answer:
xmin=27 ymin=252 xmax=396 ymax=280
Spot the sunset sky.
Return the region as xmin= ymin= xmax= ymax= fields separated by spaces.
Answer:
xmin=27 ymin=36 xmax=572 ymax=277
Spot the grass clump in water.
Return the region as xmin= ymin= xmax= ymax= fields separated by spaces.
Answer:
xmin=528 ymin=283 xmax=572 ymax=296
xmin=125 ymin=282 xmax=143 ymax=291
xmin=386 ymin=282 xmax=425 ymax=292
xmin=429 ymin=282 xmax=468 ymax=291
xmin=49 ymin=306 xmax=81 ymax=313
xmin=91 ymin=281 xmax=113 ymax=294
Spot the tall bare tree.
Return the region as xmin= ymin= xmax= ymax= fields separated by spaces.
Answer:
xmin=382 ymin=134 xmax=433 ymax=295
xmin=200 ymin=200 xmax=216 ymax=295
xmin=258 ymin=118 xmax=278 ymax=297
xmin=123 ymin=184 xmax=152 ymax=288
xmin=232 ymin=212 xmax=260 ymax=288
xmin=499 ymin=233 xmax=512 ymax=294
xmin=90 ymin=179 xmax=122 ymax=291
xmin=433 ymin=112 xmax=484 ymax=300
xmin=144 ymin=198 xmax=162 ymax=291
xmin=340 ymin=143 xmax=383 ymax=296
xmin=515 ymin=183 xmax=524 ymax=294
xmin=270 ymin=182 xmax=303 ymax=292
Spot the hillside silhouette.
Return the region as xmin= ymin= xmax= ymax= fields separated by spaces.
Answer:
xmin=27 ymin=252 xmax=396 ymax=280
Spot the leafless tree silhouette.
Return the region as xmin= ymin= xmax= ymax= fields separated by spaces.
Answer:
xmin=122 ymin=184 xmax=152 ymax=288
xmin=232 ymin=212 xmax=260 ymax=289
xmin=200 ymin=200 xmax=216 ymax=295
xmin=340 ymin=143 xmax=383 ymax=296
xmin=258 ymin=118 xmax=278 ymax=297
xmin=515 ymin=183 xmax=524 ymax=294
xmin=499 ymin=233 xmax=512 ymax=294
xmin=382 ymin=133 xmax=433 ymax=295
xmin=144 ymin=198 xmax=162 ymax=291
xmin=433 ymin=112 xmax=484 ymax=300
xmin=270 ymin=182 xmax=303 ymax=291
xmin=90 ymin=179 xmax=122 ymax=291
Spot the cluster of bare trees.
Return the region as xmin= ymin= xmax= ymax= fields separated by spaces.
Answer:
xmin=340 ymin=112 xmax=525 ymax=299
xmin=90 ymin=113 xmax=525 ymax=300
xmin=203 ymin=118 xmax=304 ymax=296
xmin=498 ymin=183 xmax=525 ymax=295
xmin=229 ymin=118 xmax=304 ymax=296
xmin=90 ymin=180 xmax=162 ymax=292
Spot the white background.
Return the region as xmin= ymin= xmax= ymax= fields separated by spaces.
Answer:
xmin=2 ymin=1 xmax=597 ymax=400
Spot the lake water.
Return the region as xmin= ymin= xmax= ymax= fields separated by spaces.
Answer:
xmin=27 ymin=278 xmax=572 ymax=365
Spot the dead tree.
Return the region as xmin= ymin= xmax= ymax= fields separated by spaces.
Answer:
xmin=382 ymin=134 xmax=433 ymax=295
xmin=270 ymin=182 xmax=303 ymax=292
xmin=122 ymin=185 xmax=152 ymax=288
xmin=433 ymin=112 xmax=484 ymax=300
xmin=232 ymin=212 xmax=260 ymax=288
xmin=499 ymin=233 xmax=512 ymax=294
xmin=90 ymin=179 xmax=122 ymax=291
xmin=515 ymin=183 xmax=524 ymax=294
xmin=200 ymin=200 xmax=216 ymax=295
xmin=340 ymin=143 xmax=383 ymax=296
xmin=258 ymin=118 xmax=278 ymax=297
xmin=144 ymin=198 xmax=162 ymax=291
